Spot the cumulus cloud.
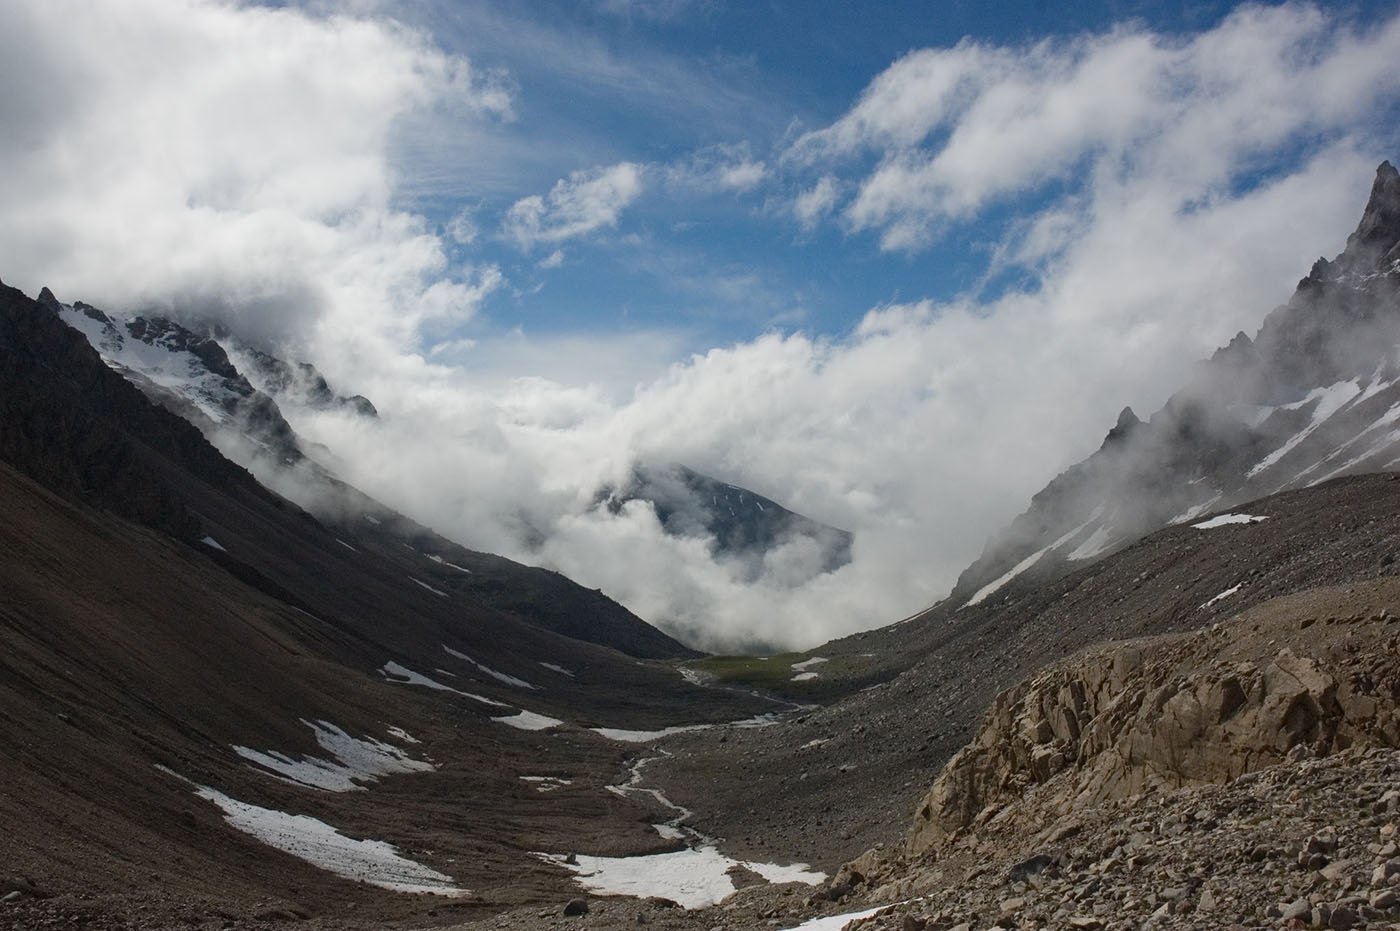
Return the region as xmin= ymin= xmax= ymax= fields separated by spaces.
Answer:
xmin=503 ymin=162 xmax=644 ymax=249
xmin=5 ymin=0 xmax=1400 ymax=652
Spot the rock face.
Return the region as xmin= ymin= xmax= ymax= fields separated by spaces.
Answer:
xmin=951 ymin=161 xmax=1400 ymax=608
xmin=908 ymin=597 xmax=1400 ymax=855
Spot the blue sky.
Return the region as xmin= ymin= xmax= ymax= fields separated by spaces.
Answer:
xmin=4 ymin=0 xmax=1400 ymax=648
xmin=375 ymin=0 xmax=1400 ymax=367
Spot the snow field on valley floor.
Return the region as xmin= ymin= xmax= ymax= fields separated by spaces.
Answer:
xmin=192 ymin=784 xmax=467 ymax=895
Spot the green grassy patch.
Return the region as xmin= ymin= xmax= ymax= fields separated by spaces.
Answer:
xmin=688 ymin=651 xmax=882 ymax=698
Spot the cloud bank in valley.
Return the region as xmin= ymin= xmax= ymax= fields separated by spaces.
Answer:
xmin=3 ymin=1 xmax=1400 ymax=650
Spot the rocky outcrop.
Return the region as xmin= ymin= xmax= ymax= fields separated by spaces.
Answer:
xmin=908 ymin=598 xmax=1400 ymax=855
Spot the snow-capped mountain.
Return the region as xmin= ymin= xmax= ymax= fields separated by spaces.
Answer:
xmin=37 ymin=288 xmax=365 ymax=471
xmin=951 ymin=161 xmax=1400 ymax=608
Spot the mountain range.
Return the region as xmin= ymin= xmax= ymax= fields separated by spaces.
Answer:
xmin=1 ymin=162 xmax=1399 ymax=931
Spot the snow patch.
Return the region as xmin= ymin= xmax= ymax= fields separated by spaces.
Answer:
xmin=379 ymin=662 xmax=508 ymax=707
xmin=520 ymin=776 xmax=572 ymax=792
xmin=426 ymin=554 xmax=471 ymax=572
xmin=539 ymin=662 xmax=575 ymax=677
xmin=778 ymin=904 xmax=897 ymax=930
xmin=1066 ymin=524 xmax=1116 ymax=561
xmin=1201 ymin=584 xmax=1242 ymax=609
xmin=234 ymin=719 xmax=433 ymax=792
xmin=592 ymin=724 xmax=707 ymax=742
xmin=540 ymin=846 xmax=823 ymax=909
xmin=194 ymin=785 xmax=466 ymax=895
xmin=1192 ymin=513 xmax=1268 ymax=529
xmin=385 ymin=726 xmax=419 ymax=744
xmin=200 ymin=536 xmax=226 ymax=552
xmin=591 ymin=713 xmax=780 ymax=743
xmin=791 ymin=672 xmax=819 ymax=682
xmin=967 ymin=519 xmax=1091 ymax=605
xmin=790 ymin=657 xmax=828 ymax=672
xmin=491 ymin=709 xmax=563 ymax=731
xmin=1247 ymin=380 xmax=1362 ymax=477
xmin=443 ymin=646 xmax=537 ymax=690
xmin=335 ymin=539 xmax=358 ymax=552
xmin=409 ymin=577 xmax=448 ymax=597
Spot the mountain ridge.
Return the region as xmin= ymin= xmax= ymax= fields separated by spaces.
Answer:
xmin=947 ymin=160 xmax=1400 ymax=609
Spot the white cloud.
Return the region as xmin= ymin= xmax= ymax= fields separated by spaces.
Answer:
xmin=537 ymin=249 xmax=565 ymax=270
xmin=503 ymin=162 xmax=644 ymax=249
xmin=793 ymin=176 xmax=839 ymax=229
xmin=0 ymin=0 xmax=509 ymax=353
xmin=788 ymin=5 xmax=1400 ymax=251
xmin=665 ymin=142 xmax=766 ymax=194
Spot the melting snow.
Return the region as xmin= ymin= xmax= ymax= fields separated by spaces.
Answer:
xmin=234 ymin=720 xmax=433 ymax=792
xmin=200 ymin=536 xmax=227 ymax=552
xmin=385 ymin=726 xmax=419 ymax=744
xmin=592 ymin=724 xmax=710 ymax=742
xmin=1192 ymin=513 xmax=1268 ymax=529
xmin=492 ymin=709 xmax=563 ymax=731
xmin=790 ymin=657 xmax=828 ymax=672
xmin=443 ymin=645 xmax=537 ymax=689
xmin=778 ymin=904 xmax=897 ymax=930
xmin=791 ymin=672 xmax=818 ymax=682
xmin=335 ymin=539 xmax=358 ymax=552
xmin=1247 ymin=380 xmax=1362 ymax=477
xmin=426 ymin=554 xmax=471 ymax=573
xmin=379 ymin=662 xmax=508 ymax=707
xmin=539 ymin=662 xmax=575 ymax=677
xmin=592 ymin=714 xmax=780 ymax=743
xmin=966 ymin=519 xmax=1091 ymax=605
xmin=520 ymin=776 xmax=573 ymax=792
xmin=1066 ymin=524 xmax=1116 ymax=561
xmin=542 ymin=846 xmax=823 ymax=910
xmin=409 ymin=577 xmax=448 ymax=597
xmin=1168 ymin=496 xmax=1222 ymax=526
xmin=193 ymin=785 xmax=466 ymax=895
xmin=1201 ymin=584 xmax=1242 ymax=609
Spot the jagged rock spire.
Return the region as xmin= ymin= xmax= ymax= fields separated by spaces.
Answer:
xmin=35 ymin=287 xmax=63 ymax=314
xmin=1343 ymin=160 xmax=1400 ymax=267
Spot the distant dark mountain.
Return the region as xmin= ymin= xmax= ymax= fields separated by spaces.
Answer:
xmin=949 ymin=160 xmax=1400 ymax=608
xmin=599 ymin=463 xmax=854 ymax=580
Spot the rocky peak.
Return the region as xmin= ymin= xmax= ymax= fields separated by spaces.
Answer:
xmin=1342 ymin=160 xmax=1400 ymax=270
xmin=35 ymin=287 xmax=63 ymax=315
xmin=1102 ymin=406 xmax=1140 ymax=446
